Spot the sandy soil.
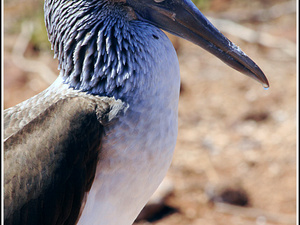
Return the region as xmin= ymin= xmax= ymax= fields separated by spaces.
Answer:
xmin=3 ymin=0 xmax=297 ymax=224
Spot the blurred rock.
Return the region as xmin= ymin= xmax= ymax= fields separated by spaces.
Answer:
xmin=242 ymin=111 xmax=270 ymax=122
xmin=206 ymin=183 xmax=250 ymax=207
xmin=134 ymin=178 xmax=177 ymax=223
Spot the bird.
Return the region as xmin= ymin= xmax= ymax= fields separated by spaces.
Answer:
xmin=4 ymin=0 xmax=269 ymax=224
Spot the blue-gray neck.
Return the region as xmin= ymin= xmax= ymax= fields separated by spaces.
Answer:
xmin=44 ymin=0 xmax=158 ymax=100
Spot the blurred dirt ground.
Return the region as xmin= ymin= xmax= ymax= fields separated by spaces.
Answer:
xmin=3 ymin=0 xmax=297 ymax=224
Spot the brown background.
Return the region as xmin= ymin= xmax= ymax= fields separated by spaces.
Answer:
xmin=3 ymin=0 xmax=297 ymax=224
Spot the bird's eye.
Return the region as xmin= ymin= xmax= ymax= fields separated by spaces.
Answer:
xmin=154 ymin=0 xmax=165 ymax=3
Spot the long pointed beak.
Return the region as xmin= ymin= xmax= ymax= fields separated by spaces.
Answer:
xmin=126 ymin=0 xmax=269 ymax=88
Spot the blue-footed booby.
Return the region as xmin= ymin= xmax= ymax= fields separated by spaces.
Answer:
xmin=4 ymin=0 xmax=269 ymax=224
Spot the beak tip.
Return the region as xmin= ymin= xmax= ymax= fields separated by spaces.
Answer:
xmin=262 ymin=81 xmax=270 ymax=89
xmin=250 ymin=64 xmax=269 ymax=89
xmin=259 ymin=72 xmax=269 ymax=89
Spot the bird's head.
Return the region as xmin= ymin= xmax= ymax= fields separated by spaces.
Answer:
xmin=44 ymin=0 xmax=269 ymax=91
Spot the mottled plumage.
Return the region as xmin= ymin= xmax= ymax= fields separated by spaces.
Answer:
xmin=45 ymin=0 xmax=159 ymax=99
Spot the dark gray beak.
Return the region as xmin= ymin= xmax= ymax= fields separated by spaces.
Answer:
xmin=126 ymin=0 xmax=269 ymax=88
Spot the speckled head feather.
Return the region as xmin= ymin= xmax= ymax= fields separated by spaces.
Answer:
xmin=44 ymin=0 xmax=155 ymax=100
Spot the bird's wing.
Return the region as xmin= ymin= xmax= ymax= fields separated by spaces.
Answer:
xmin=4 ymin=95 xmax=127 ymax=225
xmin=4 ymin=91 xmax=60 ymax=140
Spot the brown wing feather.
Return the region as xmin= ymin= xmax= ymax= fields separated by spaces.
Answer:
xmin=4 ymin=96 xmax=125 ymax=225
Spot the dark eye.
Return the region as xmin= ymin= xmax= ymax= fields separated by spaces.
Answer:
xmin=152 ymin=34 xmax=159 ymax=39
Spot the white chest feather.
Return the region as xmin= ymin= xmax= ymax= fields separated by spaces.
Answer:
xmin=77 ymin=31 xmax=180 ymax=225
